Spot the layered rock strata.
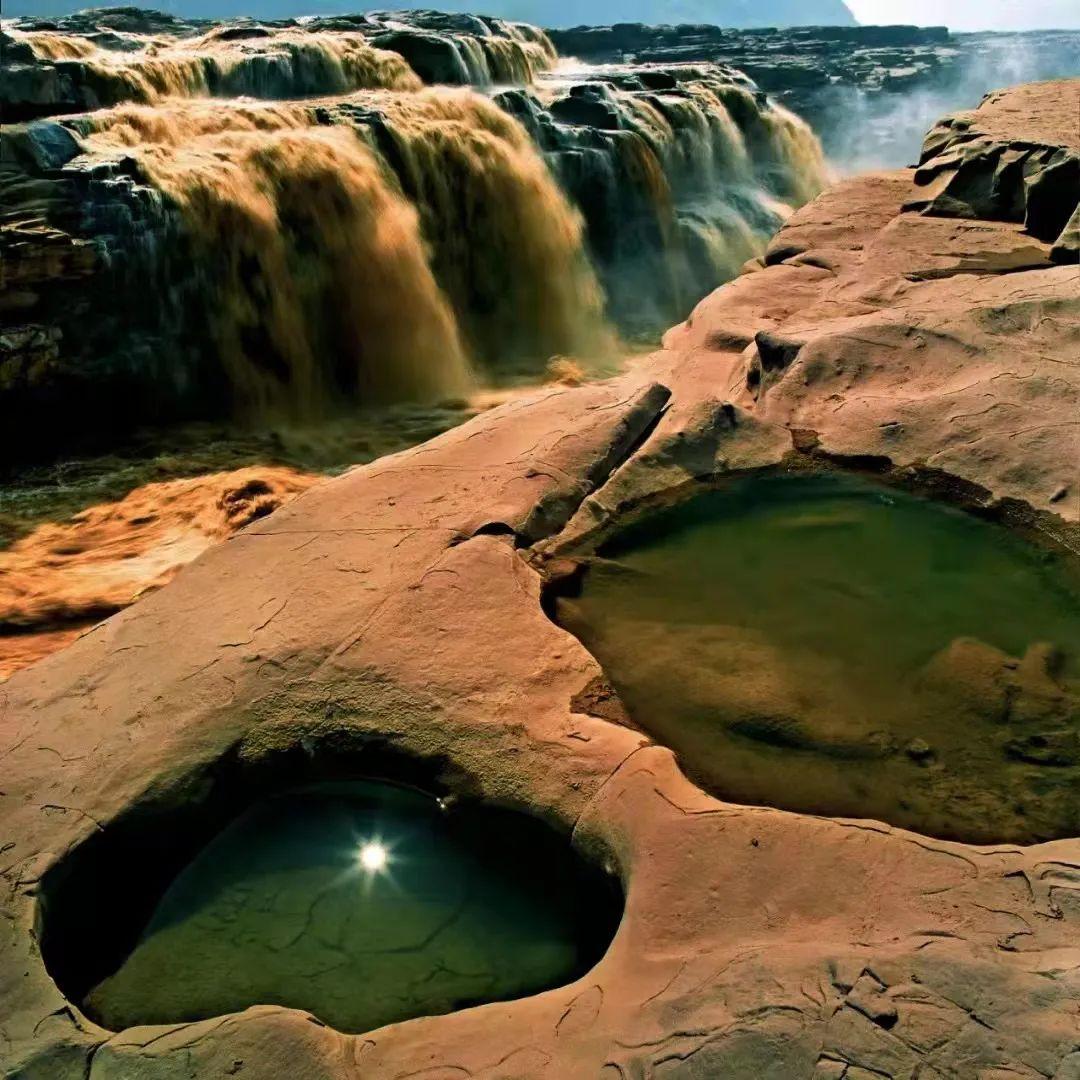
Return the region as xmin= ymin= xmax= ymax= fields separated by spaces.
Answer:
xmin=1 ymin=79 xmax=1078 ymax=1080
xmin=909 ymin=79 xmax=1079 ymax=252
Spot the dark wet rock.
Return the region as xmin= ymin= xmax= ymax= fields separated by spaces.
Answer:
xmin=371 ymin=28 xmax=470 ymax=84
xmin=20 ymin=6 xmax=196 ymax=35
xmin=905 ymin=738 xmax=934 ymax=762
xmin=0 ymin=8 xmax=556 ymax=121
xmin=1004 ymin=731 xmax=1080 ymax=767
xmin=1 ymin=126 xmax=203 ymax=462
xmin=548 ymin=85 xmax=623 ymax=130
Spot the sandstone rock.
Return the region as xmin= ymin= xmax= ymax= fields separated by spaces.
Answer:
xmin=0 ymin=75 xmax=1078 ymax=1080
xmin=4 ymin=357 xmax=1078 ymax=1077
xmin=909 ymin=81 xmax=1080 ymax=246
xmin=662 ymin=83 xmax=1080 ymax=523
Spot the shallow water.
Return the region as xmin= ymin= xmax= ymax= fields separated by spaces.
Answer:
xmin=86 ymin=781 xmax=619 ymax=1033
xmin=557 ymin=473 xmax=1080 ymax=843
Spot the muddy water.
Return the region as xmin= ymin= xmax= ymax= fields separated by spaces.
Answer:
xmin=79 ymin=90 xmax=612 ymax=417
xmin=9 ymin=26 xmax=422 ymax=100
xmin=0 ymin=400 xmax=496 ymax=679
xmin=84 ymin=781 xmax=620 ymax=1034
xmin=556 ymin=474 xmax=1080 ymax=843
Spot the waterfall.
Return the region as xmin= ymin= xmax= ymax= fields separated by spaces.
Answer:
xmin=362 ymin=90 xmax=613 ymax=366
xmin=7 ymin=27 xmax=421 ymax=108
xmin=528 ymin=62 xmax=829 ymax=332
xmin=1 ymin=9 xmax=830 ymax=448
xmin=78 ymin=89 xmax=610 ymax=417
xmin=11 ymin=32 xmax=102 ymax=60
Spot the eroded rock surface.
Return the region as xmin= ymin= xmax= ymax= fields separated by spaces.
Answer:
xmin=1 ymin=81 xmax=1078 ymax=1080
xmin=910 ymin=79 xmax=1080 ymax=250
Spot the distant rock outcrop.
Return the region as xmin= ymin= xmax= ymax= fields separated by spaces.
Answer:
xmin=549 ymin=22 xmax=1080 ymax=167
xmin=366 ymin=1 xmax=858 ymax=29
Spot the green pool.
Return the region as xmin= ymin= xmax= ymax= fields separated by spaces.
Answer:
xmin=86 ymin=781 xmax=620 ymax=1033
xmin=556 ymin=473 xmax=1080 ymax=843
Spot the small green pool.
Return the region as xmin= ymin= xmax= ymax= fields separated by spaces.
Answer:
xmin=556 ymin=473 xmax=1080 ymax=843
xmin=85 ymin=781 xmax=620 ymax=1033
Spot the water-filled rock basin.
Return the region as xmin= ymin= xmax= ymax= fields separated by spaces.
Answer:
xmin=84 ymin=780 xmax=620 ymax=1033
xmin=555 ymin=473 xmax=1080 ymax=844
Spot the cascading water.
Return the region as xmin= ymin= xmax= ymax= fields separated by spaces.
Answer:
xmin=2 ymin=14 xmax=559 ymax=119
xmin=523 ymin=62 xmax=829 ymax=332
xmin=360 ymin=90 xmax=613 ymax=365
xmin=1 ymin=7 xmax=829 ymax=454
xmin=82 ymin=104 xmax=472 ymax=416
xmin=6 ymin=27 xmax=423 ymax=108
xmin=77 ymin=90 xmax=609 ymax=416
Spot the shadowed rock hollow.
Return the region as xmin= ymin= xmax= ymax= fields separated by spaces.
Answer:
xmin=53 ymin=779 xmax=622 ymax=1035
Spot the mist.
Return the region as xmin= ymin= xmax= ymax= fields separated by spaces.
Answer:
xmin=819 ymin=32 xmax=1080 ymax=172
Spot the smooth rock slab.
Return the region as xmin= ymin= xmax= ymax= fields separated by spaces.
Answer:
xmin=2 ymin=81 xmax=1079 ymax=1080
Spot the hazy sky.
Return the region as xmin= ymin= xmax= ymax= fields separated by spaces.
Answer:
xmin=847 ymin=0 xmax=1080 ymax=30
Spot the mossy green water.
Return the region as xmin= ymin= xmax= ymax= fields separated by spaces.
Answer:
xmin=557 ymin=473 xmax=1080 ymax=843
xmin=86 ymin=781 xmax=618 ymax=1033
